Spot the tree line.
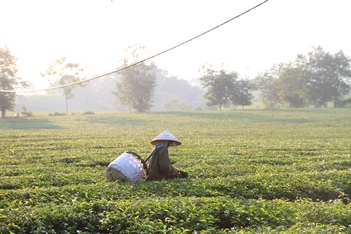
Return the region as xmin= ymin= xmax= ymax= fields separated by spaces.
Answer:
xmin=197 ymin=46 xmax=351 ymax=110
xmin=256 ymin=46 xmax=351 ymax=108
xmin=1 ymin=45 xmax=351 ymax=117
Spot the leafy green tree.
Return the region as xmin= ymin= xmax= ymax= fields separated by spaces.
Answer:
xmin=230 ymin=79 xmax=253 ymax=108
xmin=304 ymin=47 xmax=351 ymax=107
xmin=42 ymin=57 xmax=85 ymax=115
xmin=276 ymin=64 xmax=309 ymax=108
xmin=199 ymin=66 xmax=237 ymax=110
xmin=114 ymin=46 xmax=157 ymax=113
xmin=255 ymin=63 xmax=286 ymax=108
xmin=0 ymin=46 xmax=28 ymax=118
xmin=257 ymin=47 xmax=351 ymax=108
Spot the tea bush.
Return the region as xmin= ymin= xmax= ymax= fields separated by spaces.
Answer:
xmin=1 ymin=109 xmax=351 ymax=233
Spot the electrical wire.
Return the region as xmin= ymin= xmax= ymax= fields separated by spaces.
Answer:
xmin=0 ymin=0 xmax=268 ymax=93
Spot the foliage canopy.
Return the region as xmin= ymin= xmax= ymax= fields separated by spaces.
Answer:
xmin=199 ymin=65 xmax=253 ymax=110
xmin=256 ymin=47 xmax=351 ymax=108
xmin=114 ymin=46 xmax=157 ymax=113
xmin=42 ymin=57 xmax=86 ymax=115
xmin=0 ymin=46 xmax=28 ymax=117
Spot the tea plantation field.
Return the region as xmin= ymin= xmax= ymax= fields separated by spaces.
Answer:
xmin=1 ymin=109 xmax=351 ymax=233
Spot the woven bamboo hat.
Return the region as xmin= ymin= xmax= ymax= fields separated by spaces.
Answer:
xmin=151 ymin=130 xmax=181 ymax=146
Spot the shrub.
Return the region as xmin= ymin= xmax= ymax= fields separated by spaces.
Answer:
xmin=83 ymin=111 xmax=95 ymax=115
xmin=48 ymin=112 xmax=66 ymax=116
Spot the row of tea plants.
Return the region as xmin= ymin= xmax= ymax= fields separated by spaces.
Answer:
xmin=1 ymin=109 xmax=351 ymax=233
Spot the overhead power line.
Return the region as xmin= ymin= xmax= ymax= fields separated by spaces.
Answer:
xmin=0 ymin=0 xmax=268 ymax=93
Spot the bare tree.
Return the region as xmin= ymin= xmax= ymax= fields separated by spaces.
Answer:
xmin=42 ymin=57 xmax=86 ymax=115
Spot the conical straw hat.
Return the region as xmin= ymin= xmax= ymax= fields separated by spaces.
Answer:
xmin=151 ymin=130 xmax=181 ymax=146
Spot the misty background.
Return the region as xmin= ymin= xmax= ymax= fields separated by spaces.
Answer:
xmin=14 ymin=71 xmax=209 ymax=113
xmin=2 ymin=0 xmax=351 ymax=114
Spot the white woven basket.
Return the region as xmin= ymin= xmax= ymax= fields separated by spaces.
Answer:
xmin=106 ymin=152 xmax=144 ymax=182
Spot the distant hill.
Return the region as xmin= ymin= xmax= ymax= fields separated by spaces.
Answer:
xmin=152 ymin=70 xmax=205 ymax=111
xmin=15 ymin=72 xmax=205 ymax=113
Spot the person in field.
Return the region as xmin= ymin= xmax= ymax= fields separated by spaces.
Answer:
xmin=144 ymin=130 xmax=184 ymax=181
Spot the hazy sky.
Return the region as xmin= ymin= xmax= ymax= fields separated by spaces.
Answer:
xmin=1 ymin=0 xmax=350 ymax=90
